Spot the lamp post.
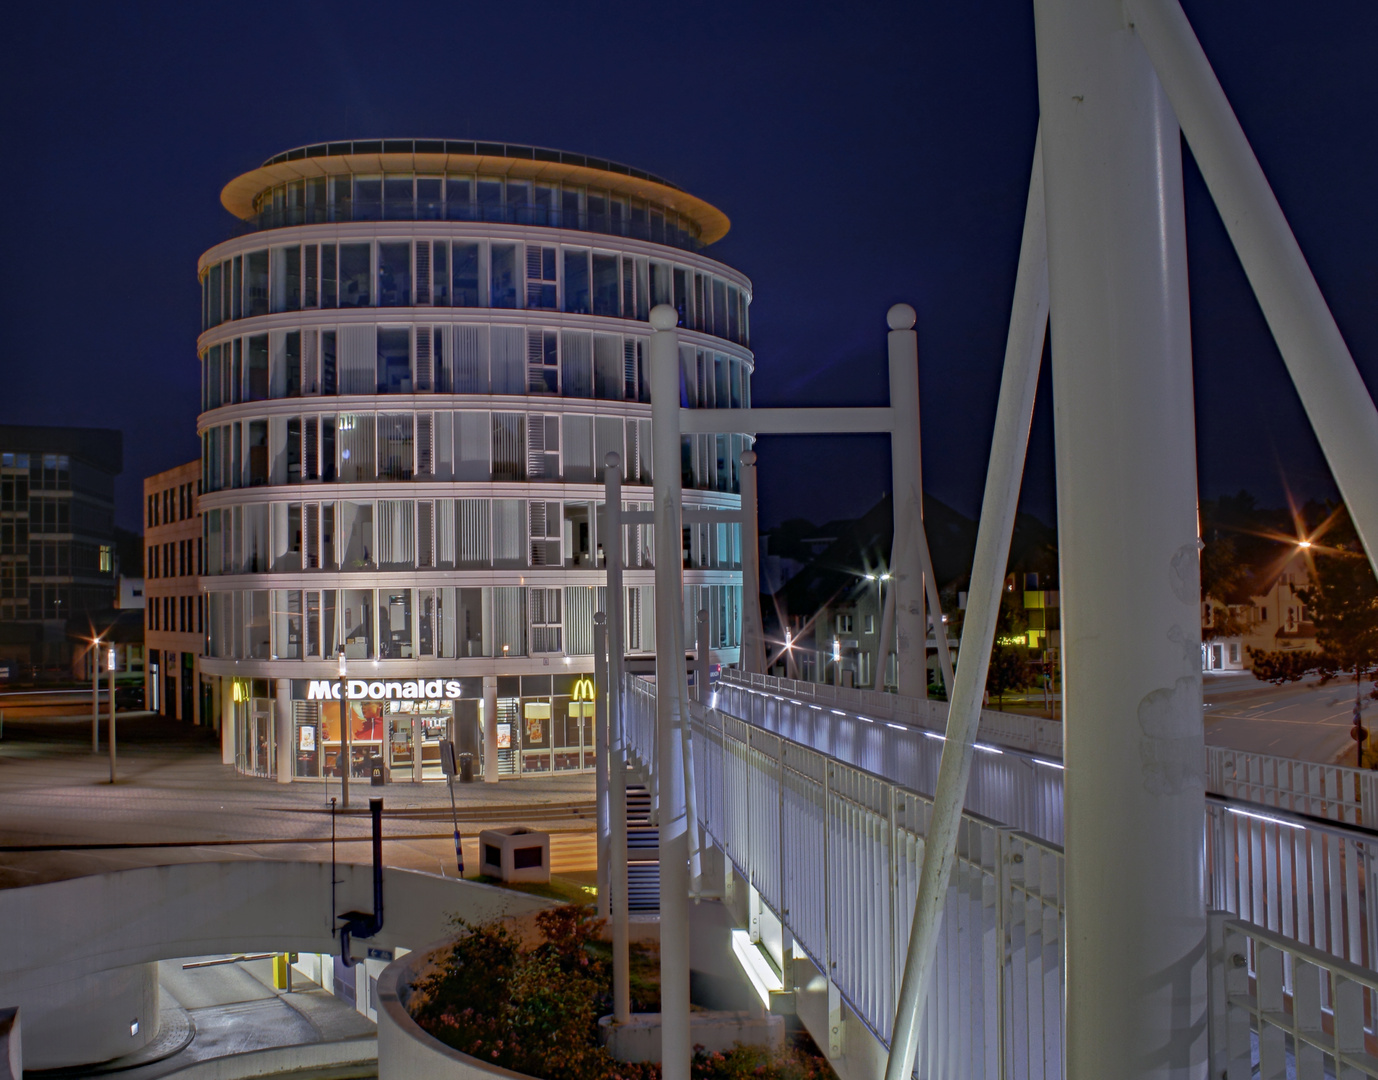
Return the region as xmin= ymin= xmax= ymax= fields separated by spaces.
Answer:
xmin=91 ymin=636 xmax=103 ymax=754
xmin=864 ymin=572 xmax=891 ymax=690
xmin=337 ymin=648 xmax=350 ymax=811
xmin=107 ymin=646 xmax=117 ymax=784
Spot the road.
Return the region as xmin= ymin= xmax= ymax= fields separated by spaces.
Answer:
xmin=1202 ymin=669 xmax=1377 ymax=764
xmin=0 ymin=711 xmax=598 ymax=890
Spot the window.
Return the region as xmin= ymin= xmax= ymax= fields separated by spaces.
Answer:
xmin=383 ymin=176 xmax=413 ymax=220
xmin=453 ymin=242 xmax=481 ymax=306
xmin=491 ymin=244 xmax=518 ymax=308
xmin=836 ymin=614 xmax=854 ymax=634
xmin=527 ymin=330 xmax=558 ymax=394
xmin=563 ymin=249 xmax=590 ymax=314
xmin=417 ymin=177 xmax=443 ymax=221
xmin=339 ymin=244 xmax=371 ymax=307
xmin=530 ymin=588 xmax=562 ymax=653
xmin=526 ymin=246 xmax=557 ymax=309
xmin=246 ymin=251 xmax=269 ymax=317
xmin=431 ymin=240 xmax=449 ymax=305
xmin=378 ymin=242 xmax=412 ymax=306
xmin=376 ymin=329 xmax=412 ymax=393
xmin=593 ymin=254 xmax=620 ymax=317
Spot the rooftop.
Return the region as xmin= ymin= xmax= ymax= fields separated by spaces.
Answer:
xmin=221 ymin=138 xmax=730 ymax=245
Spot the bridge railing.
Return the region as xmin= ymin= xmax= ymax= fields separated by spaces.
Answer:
xmin=694 ymin=699 xmax=1066 ymax=1080
xmin=1209 ymin=913 xmax=1378 ymax=1078
xmin=723 ymin=670 xmax=1064 ymax=759
xmin=1206 ymin=745 xmax=1378 ymax=828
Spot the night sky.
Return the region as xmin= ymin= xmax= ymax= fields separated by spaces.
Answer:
xmin=2 ymin=2 xmax=1375 ymax=534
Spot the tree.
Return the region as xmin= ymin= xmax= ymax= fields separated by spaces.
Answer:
xmin=985 ymin=587 xmax=1030 ymax=709
xmin=1296 ymin=517 xmax=1378 ymax=766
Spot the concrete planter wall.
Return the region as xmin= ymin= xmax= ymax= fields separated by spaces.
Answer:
xmin=377 ymin=946 xmax=541 ymax=1080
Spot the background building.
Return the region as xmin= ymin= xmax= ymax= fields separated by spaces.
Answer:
xmin=0 ymin=425 xmax=122 ymax=675
xmin=144 ymin=461 xmax=205 ymax=721
xmin=197 ymin=138 xmax=752 ymax=783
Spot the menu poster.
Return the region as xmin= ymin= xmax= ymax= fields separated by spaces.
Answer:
xmin=497 ymin=723 xmax=512 ymax=750
xmin=299 ymin=725 xmax=317 ymax=751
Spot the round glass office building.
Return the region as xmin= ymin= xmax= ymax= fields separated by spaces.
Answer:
xmin=197 ymin=139 xmax=751 ymax=783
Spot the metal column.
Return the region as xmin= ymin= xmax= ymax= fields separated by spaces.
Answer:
xmin=275 ymin=679 xmax=293 ymax=785
xmin=738 ymin=449 xmax=765 ymax=674
xmin=887 ymin=307 xmax=926 ymax=698
xmin=604 ymin=450 xmax=631 ymax=1023
xmin=483 ymin=675 xmax=499 ymax=784
xmin=1034 ymin=1 xmax=1207 ymax=1074
xmin=649 ymin=303 xmax=691 ymax=1080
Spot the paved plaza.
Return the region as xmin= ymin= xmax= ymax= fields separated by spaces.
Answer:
xmin=0 ymin=708 xmax=598 ymax=890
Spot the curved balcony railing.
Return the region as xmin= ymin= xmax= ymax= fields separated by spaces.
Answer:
xmin=230 ymin=201 xmax=704 ymax=252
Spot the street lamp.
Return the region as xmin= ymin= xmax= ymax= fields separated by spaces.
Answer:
xmin=107 ymin=646 xmax=117 ymax=784
xmin=337 ymin=648 xmax=350 ymax=810
xmin=90 ymin=635 xmax=103 ymax=754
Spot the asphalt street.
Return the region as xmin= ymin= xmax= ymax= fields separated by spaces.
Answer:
xmin=0 ymin=711 xmax=597 ymax=889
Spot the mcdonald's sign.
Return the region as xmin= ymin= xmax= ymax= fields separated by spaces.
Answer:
xmin=572 ymin=677 xmax=596 ymax=703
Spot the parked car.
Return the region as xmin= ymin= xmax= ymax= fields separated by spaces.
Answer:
xmin=115 ymin=684 xmax=146 ymax=711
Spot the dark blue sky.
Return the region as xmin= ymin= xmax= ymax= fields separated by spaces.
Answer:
xmin=2 ymin=1 xmax=1375 ymax=532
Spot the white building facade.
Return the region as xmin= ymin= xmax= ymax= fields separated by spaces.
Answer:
xmin=197 ymin=139 xmax=751 ymax=783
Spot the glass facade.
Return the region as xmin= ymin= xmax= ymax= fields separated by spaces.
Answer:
xmin=202 ymin=141 xmax=749 ymax=782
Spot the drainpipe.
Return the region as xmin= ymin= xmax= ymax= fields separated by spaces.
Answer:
xmin=339 ymin=797 xmax=385 ymax=964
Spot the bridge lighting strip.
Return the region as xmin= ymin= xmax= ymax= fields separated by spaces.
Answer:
xmin=887 ymin=723 xmax=908 ymax=732
xmin=923 ymin=731 xmax=946 ymax=741
xmin=730 ymin=928 xmax=783 ymax=1008
xmin=1226 ymin=806 xmax=1304 ymax=830
xmin=831 ymin=709 xmax=846 ymax=715
xmin=1032 ymin=758 xmax=1065 ymax=770
xmin=974 ymin=743 xmax=1004 ymax=755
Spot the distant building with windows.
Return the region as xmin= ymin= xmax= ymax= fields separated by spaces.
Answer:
xmin=1203 ymin=550 xmax=1317 ymax=672
xmin=0 ymin=426 xmax=122 ymax=674
xmin=197 ymin=138 xmax=751 ymax=783
xmin=144 ymin=460 xmax=205 ymax=722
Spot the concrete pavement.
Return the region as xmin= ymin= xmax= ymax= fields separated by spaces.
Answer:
xmin=0 ymin=712 xmax=598 ymax=889
xmin=1202 ymin=669 xmax=1378 ymax=764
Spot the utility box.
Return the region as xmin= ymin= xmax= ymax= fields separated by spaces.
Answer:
xmin=479 ymin=827 xmax=550 ymax=883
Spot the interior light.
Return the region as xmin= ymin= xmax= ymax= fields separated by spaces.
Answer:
xmin=130 ymin=1020 xmax=140 ymax=1036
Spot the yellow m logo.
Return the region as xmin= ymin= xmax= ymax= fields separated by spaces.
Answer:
xmin=572 ymin=677 xmax=596 ymax=702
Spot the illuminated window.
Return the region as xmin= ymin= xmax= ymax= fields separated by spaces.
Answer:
xmin=99 ymin=545 xmax=113 ymax=574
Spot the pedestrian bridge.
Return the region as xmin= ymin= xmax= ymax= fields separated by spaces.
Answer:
xmin=624 ymin=669 xmax=1378 ymax=1079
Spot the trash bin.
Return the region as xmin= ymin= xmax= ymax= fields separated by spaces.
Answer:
xmin=459 ymin=752 xmax=474 ymax=783
xmin=370 ymin=755 xmax=386 ymax=786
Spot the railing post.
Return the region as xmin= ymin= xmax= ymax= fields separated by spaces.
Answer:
xmin=604 ymin=450 xmax=631 ymax=1024
xmin=739 ymin=449 xmax=766 ymax=675
xmin=649 ymin=302 xmax=691 ymax=1080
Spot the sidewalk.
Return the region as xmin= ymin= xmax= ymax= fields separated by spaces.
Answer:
xmin=0 ymin=712 xmax=597 ymax=889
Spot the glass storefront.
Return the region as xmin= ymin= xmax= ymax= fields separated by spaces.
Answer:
xmin=226 ymin=673 xmax=602 ymax=782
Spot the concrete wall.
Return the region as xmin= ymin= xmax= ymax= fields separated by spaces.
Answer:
xmin=15 ymin=963 xmax=159 ymax=1071
xmin=0 ymin=862 xmax=547 ymax=1071
xmin=377 ymin=947 xmax=536 ymax=1080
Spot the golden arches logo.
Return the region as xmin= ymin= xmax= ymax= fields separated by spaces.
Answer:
xmin=572 ymin=677 xmax=596 ymax=702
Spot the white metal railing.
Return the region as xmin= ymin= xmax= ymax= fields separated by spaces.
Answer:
xmin=1207 ymin=796 xmax=1378 ymax=976
xmin=723 ymin=670 xmax=1064 ymax=759
xmin=693 ymin=700 xmax=1065 ymax=1079
xmin=1209 ymin=913 xmax=1378 ymax=1078
xmin=1207 ymin=745 xmax=1378 ymax=828
xmin=624 ymin=673 xmax=1378 ymax=1076
xmin=711 ymin=678 xmax=1065 ymax=845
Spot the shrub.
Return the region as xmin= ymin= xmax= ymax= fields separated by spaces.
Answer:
xmin=409 ymin=905 xmax=832 ymax=1080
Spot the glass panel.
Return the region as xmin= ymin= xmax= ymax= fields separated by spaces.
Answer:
xmin=383 ymin=176 xmax=413 ymax=219
xmin=322 ymin=245 xmax=337 ymax=308
xmin=247 ymin=335 xmax=269 ymax=401
xmin=594 ymin=335 xmax=622 ymax=400
xmin=304 ymin=245 xmax=318 ymax=309
xmin=246 ymin=251 xmax=269 ymax=317
xmin=560 ymin=331 xmax=592 ymax=399
xmin=377 ymin=501 xmax=416 ymax=569
xmin=330 ymin=175 xmax=352 ymax=221
xmin=445 ymin=176 xmax=473 ymax=220
xmin=342 ymin=589 xmax=373 ymax=658
xmin=380 ymin=590 xmax=414 ymax=658
xmin=490 ymin=244 xmax=517 ymax=308
xmin=247 ymin=591 xmax=271 ymax=658
xmin=377 ymin=242 xmax=412 ymax=306
xmin=376 ymin=328 xmax=412 ymax=393
xmin=377 ymin=413 xmax=414 ymax=479
xmin=432 ymin=240 xmax=449 ymax=305
xmin=563 ymin=249 xmax=590 ymax=314
xmin=453 ymin=242 xmax=480 ymax=306
xmin=593 ymin=254 xmax=619 ymax=317
xmin=340 ymin=502 xmax=375 ymax=570
xmin=477 ymin=180 xmax=503 ymax=220
xmin=353 ymin=176 xmax=382 ymax=221
xmin=338 ymin=414 xmax=375 ymax=482
xmin=339 ymin=244 xmax=371 ymax=307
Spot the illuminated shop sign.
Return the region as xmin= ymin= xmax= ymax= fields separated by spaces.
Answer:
xmin=302 ymin=679 xmax=464 ymax=702
xmin=572 ymin=677 xmax=595 ymax=702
